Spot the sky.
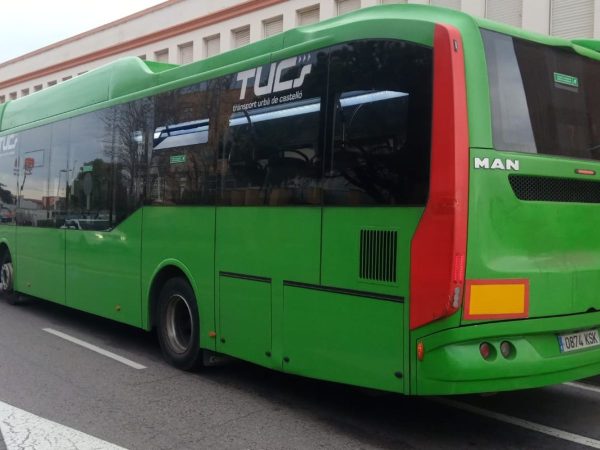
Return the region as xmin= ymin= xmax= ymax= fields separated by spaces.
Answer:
xmin=0 ymin=0 xmax=166 ymax=63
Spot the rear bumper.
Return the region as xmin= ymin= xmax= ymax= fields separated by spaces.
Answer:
xmin=415 ymin=310 xmax=600 ymax=395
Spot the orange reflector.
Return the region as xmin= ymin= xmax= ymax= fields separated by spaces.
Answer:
xmin=576 ymin=169 xmax=596 ymax=176
xmin=464 ymin=279 xmax=529 ymax=320
xmin=208 ymin=331 xmax=217 ymax=338
xmin=417 ymin=342 xmax=425 ymax=361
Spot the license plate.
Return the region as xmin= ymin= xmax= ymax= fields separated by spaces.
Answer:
xmin=558 ymin=329 xmax=600 ymax=353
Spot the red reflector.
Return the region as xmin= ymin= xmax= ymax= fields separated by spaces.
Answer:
xmin=417 ymin=342 xmax=425 ymax=361
xmin=452 ymin=253 xmax=465 ymax=283
xmin=576 ymin=169 xmax=596 ymax=175
xmin=479 ymin=342 xmax=491 ymax=360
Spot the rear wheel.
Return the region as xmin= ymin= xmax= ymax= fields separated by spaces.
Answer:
xmin=157 ymin=277 xmax=202 ymax=370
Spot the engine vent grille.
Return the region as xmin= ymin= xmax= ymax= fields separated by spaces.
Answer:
xmin=509 ymin=175 xmax=600 ymax=203
xmin=359 ymin=229 xmax=397 ymax=283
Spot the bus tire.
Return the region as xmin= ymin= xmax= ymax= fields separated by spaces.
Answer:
xmin=157 ymin=277 xmax=202 ymax=371
xmin=0 ymin=251 xmax=18 ymax=305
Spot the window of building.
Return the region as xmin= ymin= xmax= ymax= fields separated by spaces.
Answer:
xmin=430 ymin=0 xmax=461 ymax=9
xmin=33 ymin=85 xmax=42 ymax=92
xmin=78 ymin=71 xmax=87 ymax=76
xmin=551 ymin=0 xmax=594 ymax=38
xmin=204 ymin=34 xmax=220 ymax=57
xmin=263 ymin=16 xmax=283 ymax=38
xmin=0 ymin=96 xmax=5 ymax=104
xmin=297 ymin=5 xmax=320 ymax=25
xmin=486 ymin=0 xmax=522 ymax=27
xmin=62 ymin=76 xmax=72 ymax=82
xmin=179 ymin=42 xmax=194 ymax=64
xmin=337 ymin=0 xmax=361 ymax=15
xmin=21 ymin=88 xmax=29 ymax=97
xmin=47 ymin=81 xmax=57 ymax=87
xmin=232 ymin=26 xmax=251 ymax=49
xmin=154 ymin=49 xmax=169 ymax=63
xmin=9 ymin=92 xmax=17 ymax=100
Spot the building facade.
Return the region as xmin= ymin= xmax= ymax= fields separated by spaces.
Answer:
xmin=1 ymin=0 xmax=599 ymax=104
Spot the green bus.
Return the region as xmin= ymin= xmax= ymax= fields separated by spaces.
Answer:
xmin=1 ymin=4 xmax=600 ymax=395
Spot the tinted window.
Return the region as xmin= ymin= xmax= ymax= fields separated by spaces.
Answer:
xmin=483 ymin=30 xmax=600 ymax=160
xmin=0 ymin=133 xmax=18 ymax=224
xmin=16 ymin=125 xmax=53 ymax=227
xmin=67 ymin=111 xmax=118 ymax=230
xmin=325 ymin=40 xmax=432 ymax=205
xmin=218 ymin=50 xmax=328 ymax=205
xmin=151 ymin=82 xmax=218 ymax=205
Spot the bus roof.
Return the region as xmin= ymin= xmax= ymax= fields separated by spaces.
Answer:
xmin=1 ymin=3 xmax=597 ymax=134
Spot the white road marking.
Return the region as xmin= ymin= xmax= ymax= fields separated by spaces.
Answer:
xmin=43 ymin=328 xmax=147 ymax=370
xmin=435 ymin=397 xmax=600 ymax=449
xmin=564 ymin=382 xmax=600 ymax=395
xmin=0 ymin=400 xmax=126 ymax=450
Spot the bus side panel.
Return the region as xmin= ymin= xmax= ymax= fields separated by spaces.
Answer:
xmin=215 ymin=207 xmax=321 ymax=369
xmin=16 ymin=227 xmax=65 ymax=304
xmin=283 ymin=285 xmax=405 ymax=392
xmin=321 ymin=207 xmax=421 ymax=297
xmin=141 ymin=207 xmax=216 ymax=349
xmin=66 ymin=212 xmax=141 ymax=326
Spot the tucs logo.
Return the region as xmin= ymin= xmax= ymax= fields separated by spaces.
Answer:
xmin=474 ymin=157 xmax=520 ymax=171
xmin=0 ymin=134 xmax=17 ymax=153
xmin=236 ymin=55 xmax=312 ymax=100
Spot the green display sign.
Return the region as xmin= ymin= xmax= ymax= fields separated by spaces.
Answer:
xmin=170 ymin=154 xmax=186 ymax=164
xmin=554 ymin=72 xmax=579 ymax=88
xmin=82 ymin=165 xmax=93 ymax=173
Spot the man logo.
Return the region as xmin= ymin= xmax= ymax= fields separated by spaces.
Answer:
xmin=236 ymin=55 xmax=312 ymax=100
xmin=474 ymin=157 xmax=520 ymax=171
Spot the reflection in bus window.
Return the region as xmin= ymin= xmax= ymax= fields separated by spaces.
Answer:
xmin=224 ymin=97 xmax=321 ymax=205
xmin=218 ymin=48 xmax=328 ymax=206
xmin=150 ymin=83 xmax=218 ymax=205
xmin=153 ymin=119 xmax=209 ymax=150
xmin=325 ymin=40 xmax=432 ymax=206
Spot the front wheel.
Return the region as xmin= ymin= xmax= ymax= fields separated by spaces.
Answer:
xmin=0 ymin=252 xmax=19 ymax=305
xmin=157 ymin=277 xmax=202 ymax=371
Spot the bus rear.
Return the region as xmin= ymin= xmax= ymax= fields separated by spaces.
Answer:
xmin=414 ymin=22 xmax=600 ymax=394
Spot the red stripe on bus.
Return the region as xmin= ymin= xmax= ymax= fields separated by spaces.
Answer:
xmin=409 ymin=24 xmax=470 ymax=329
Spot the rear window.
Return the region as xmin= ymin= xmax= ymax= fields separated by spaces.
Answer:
xmin=482 ymin=29 xmax=600 ymax=160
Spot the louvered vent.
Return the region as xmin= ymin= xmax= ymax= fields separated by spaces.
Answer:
xmin=359 ymin=230 xmax=397 ymax=283
xmin=509 ymin=174 xmax=600 ymax=203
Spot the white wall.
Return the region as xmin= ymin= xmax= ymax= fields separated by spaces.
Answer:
xmin=0 ymin=0 xmax=594 ymax=103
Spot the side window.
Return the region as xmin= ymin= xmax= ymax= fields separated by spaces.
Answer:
xmin=218 ymin=50 xmax=328 ymax=205
xmin=0 ymin=133 xmax=18 ymax=224
xmin=325 ymin=40 xmax=433 ymax=205
xmin=150 ymin=82 xmax=218 ymax=205
xmin=50 ymin=120 xmax=70 ymax=228
xmin=113 ymin=98 xmax=153 ymax=214
xmin=67 ymin=110 xmax=117 ymax=231
xmin=16 ymin=126 xmax=53 ymax=227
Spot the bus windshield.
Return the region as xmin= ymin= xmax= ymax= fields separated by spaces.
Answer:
xmin=483 ymin=29 xmax=600 ymax=160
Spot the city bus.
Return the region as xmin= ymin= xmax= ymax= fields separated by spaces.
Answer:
xmin=1 ymin=4 xmax=600 ymax=396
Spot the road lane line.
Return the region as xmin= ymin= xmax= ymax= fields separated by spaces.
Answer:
xmin=43 ymin=328 xmax=147 ymax=370
xmin=564 ymin=382 xmax=600 ymax=395
xmin=435 ymin=398 xmax=600 ymax=449
xmin=0 ymin=400 xmax=126 ymax=450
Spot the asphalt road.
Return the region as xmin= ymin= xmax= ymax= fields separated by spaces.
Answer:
xmin=0 ymin=297 xmax=599 ymax=450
